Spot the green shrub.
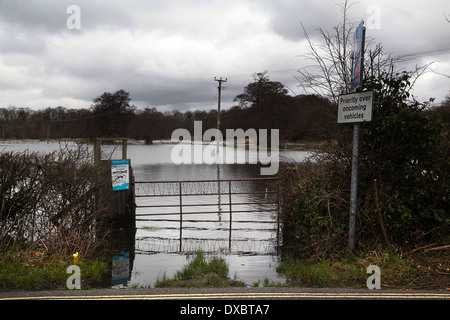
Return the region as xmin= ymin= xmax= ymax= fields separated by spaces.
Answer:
xmin=280 ymin=72 xmax=449 ymax=258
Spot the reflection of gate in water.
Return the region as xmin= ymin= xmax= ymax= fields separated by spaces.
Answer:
xmin=134 ymin=178 xmax=280 ymax=253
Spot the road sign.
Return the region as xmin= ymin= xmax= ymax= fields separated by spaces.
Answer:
xmin=338 ymin=91 xmax=373 ymax=123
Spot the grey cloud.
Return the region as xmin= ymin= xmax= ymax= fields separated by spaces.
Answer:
xmin=247 ymin=0 xmax=354 ymax=43
xmin=0 ymin=0 xmax=133 ymax=34
xmin=0 ymin=0 xmax=67 ymax=32
xmin=0 ymin=0 xmax=448 ymax=111
xmin=0 ymin=25 xmax=47 ymax=54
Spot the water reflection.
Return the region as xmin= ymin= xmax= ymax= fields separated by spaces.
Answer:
xmin=131 ymin=160 xmax=283 ymax=287
xmin=106 ymin=221 xmax=136 ymax=288
xmin=112 ymin=252 xmax=131 ymax=287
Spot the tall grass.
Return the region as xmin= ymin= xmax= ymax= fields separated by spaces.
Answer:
xmin=277 ymin=247 xmax=450 ymax=289
xmin=155 ymin=251 xmax=245 ymax=287
xmin=0 ymin=248 xmax=108 ymax=290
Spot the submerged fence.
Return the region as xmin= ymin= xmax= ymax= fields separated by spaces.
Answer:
xmin=134 ymin=177 xmax=280 ymax=251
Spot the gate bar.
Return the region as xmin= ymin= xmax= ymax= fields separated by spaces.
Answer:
xmin=179 ymin=181 xmax=182 ymax=251
xmin=136 ymin=201 xmax=278 ymax=208
xmin=136 ymin=208 xmax=276 ymax=216
xmin=135 ymin=177 xmax=278 ymax=184
xmin=134 ymin=177 xmax=280 ymax=251
xmin=228 ymin=180 xmax=232 ymax=250
xmin=135 ymin=191 xmax=278 ymax=198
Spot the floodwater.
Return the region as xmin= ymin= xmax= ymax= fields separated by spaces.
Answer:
xmin=1 ymin=140 xmax=311 ymax=287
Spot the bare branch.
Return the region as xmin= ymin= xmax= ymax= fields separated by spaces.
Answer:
xmin=296 ymin=1 xmax=430 ymax=104
xmin=297 ymin=1 xmax=358 ymax=103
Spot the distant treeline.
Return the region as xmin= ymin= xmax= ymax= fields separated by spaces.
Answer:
xmin=1 ymin=72 xmax=448 ymax=142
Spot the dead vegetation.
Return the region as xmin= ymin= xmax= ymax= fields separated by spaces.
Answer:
xmin=0 ymin=143 xmax=109 ymax=257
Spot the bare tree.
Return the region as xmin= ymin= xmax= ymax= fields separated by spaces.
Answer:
xmin=296 ymin=0 xmax=430 ymax=103
xmin=296 ymin=0 xmax=357 ymax=102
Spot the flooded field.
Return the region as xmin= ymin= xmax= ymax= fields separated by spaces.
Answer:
xmin=1 ymin=140 xmax=310 ymax=287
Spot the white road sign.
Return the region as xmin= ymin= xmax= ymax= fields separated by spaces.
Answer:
xmin=338 ymin=91 xmax=373 ymax=123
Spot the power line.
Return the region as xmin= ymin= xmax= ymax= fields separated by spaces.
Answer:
xmin=396 ymin=47 xmax=450 ymax=61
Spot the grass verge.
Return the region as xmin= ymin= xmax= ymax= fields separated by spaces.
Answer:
xmin=155 ymin=251 xmax=245 ymax=288
xmin=277 ymin=248 xmax=450 ymax=290
xmin=2 ymin=247 xmax=447 ymax=290
xmin=0 ymin=248 xmax=108 ymax=291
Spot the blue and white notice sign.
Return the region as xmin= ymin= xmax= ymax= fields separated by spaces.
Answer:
xmin=111 ymin=159 xmax=130 ymax=191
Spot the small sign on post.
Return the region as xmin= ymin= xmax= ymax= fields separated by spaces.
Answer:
xmin=338 ymin=91 xmax=373 ymax=123
xmin=111 ymin=159 xmax=130 ymax=191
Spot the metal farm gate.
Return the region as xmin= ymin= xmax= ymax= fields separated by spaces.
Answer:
xmin=133 ymin=177 xmax=280 ymax=252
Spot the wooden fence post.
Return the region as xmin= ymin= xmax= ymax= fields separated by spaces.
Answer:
xmin=94 ymin=139 xmax=101 ymax=166
xmin=103 ymin=160 xmax=135 ymax=223
xmin=95 ymin=157 xmax=136 ymax=286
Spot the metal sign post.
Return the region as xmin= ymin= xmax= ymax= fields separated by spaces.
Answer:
xmin=340 ymin=21 xmax=368 ymax=250
xmin=348 ymin=122 xmax=360 ymax=250
xmin=338 ymin=90 xmax=373 ymax=250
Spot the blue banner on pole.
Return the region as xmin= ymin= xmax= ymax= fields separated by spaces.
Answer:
xmin=351 ymin=21 xmax=364 ymax=92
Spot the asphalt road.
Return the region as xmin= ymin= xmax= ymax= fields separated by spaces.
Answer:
xmin=2 ymin=287 xmax=448 ymax=319
xmin=1 ymin=287 xmax=449 ymax=300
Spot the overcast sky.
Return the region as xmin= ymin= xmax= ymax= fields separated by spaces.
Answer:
xmin=0 ymin=0 xmax=449 ymax=112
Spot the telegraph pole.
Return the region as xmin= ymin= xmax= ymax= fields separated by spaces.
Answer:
xmin=214 ymin=77 xmax=227 ymax=135
xmin=214 ymin=77 xmax=226 ymax=220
